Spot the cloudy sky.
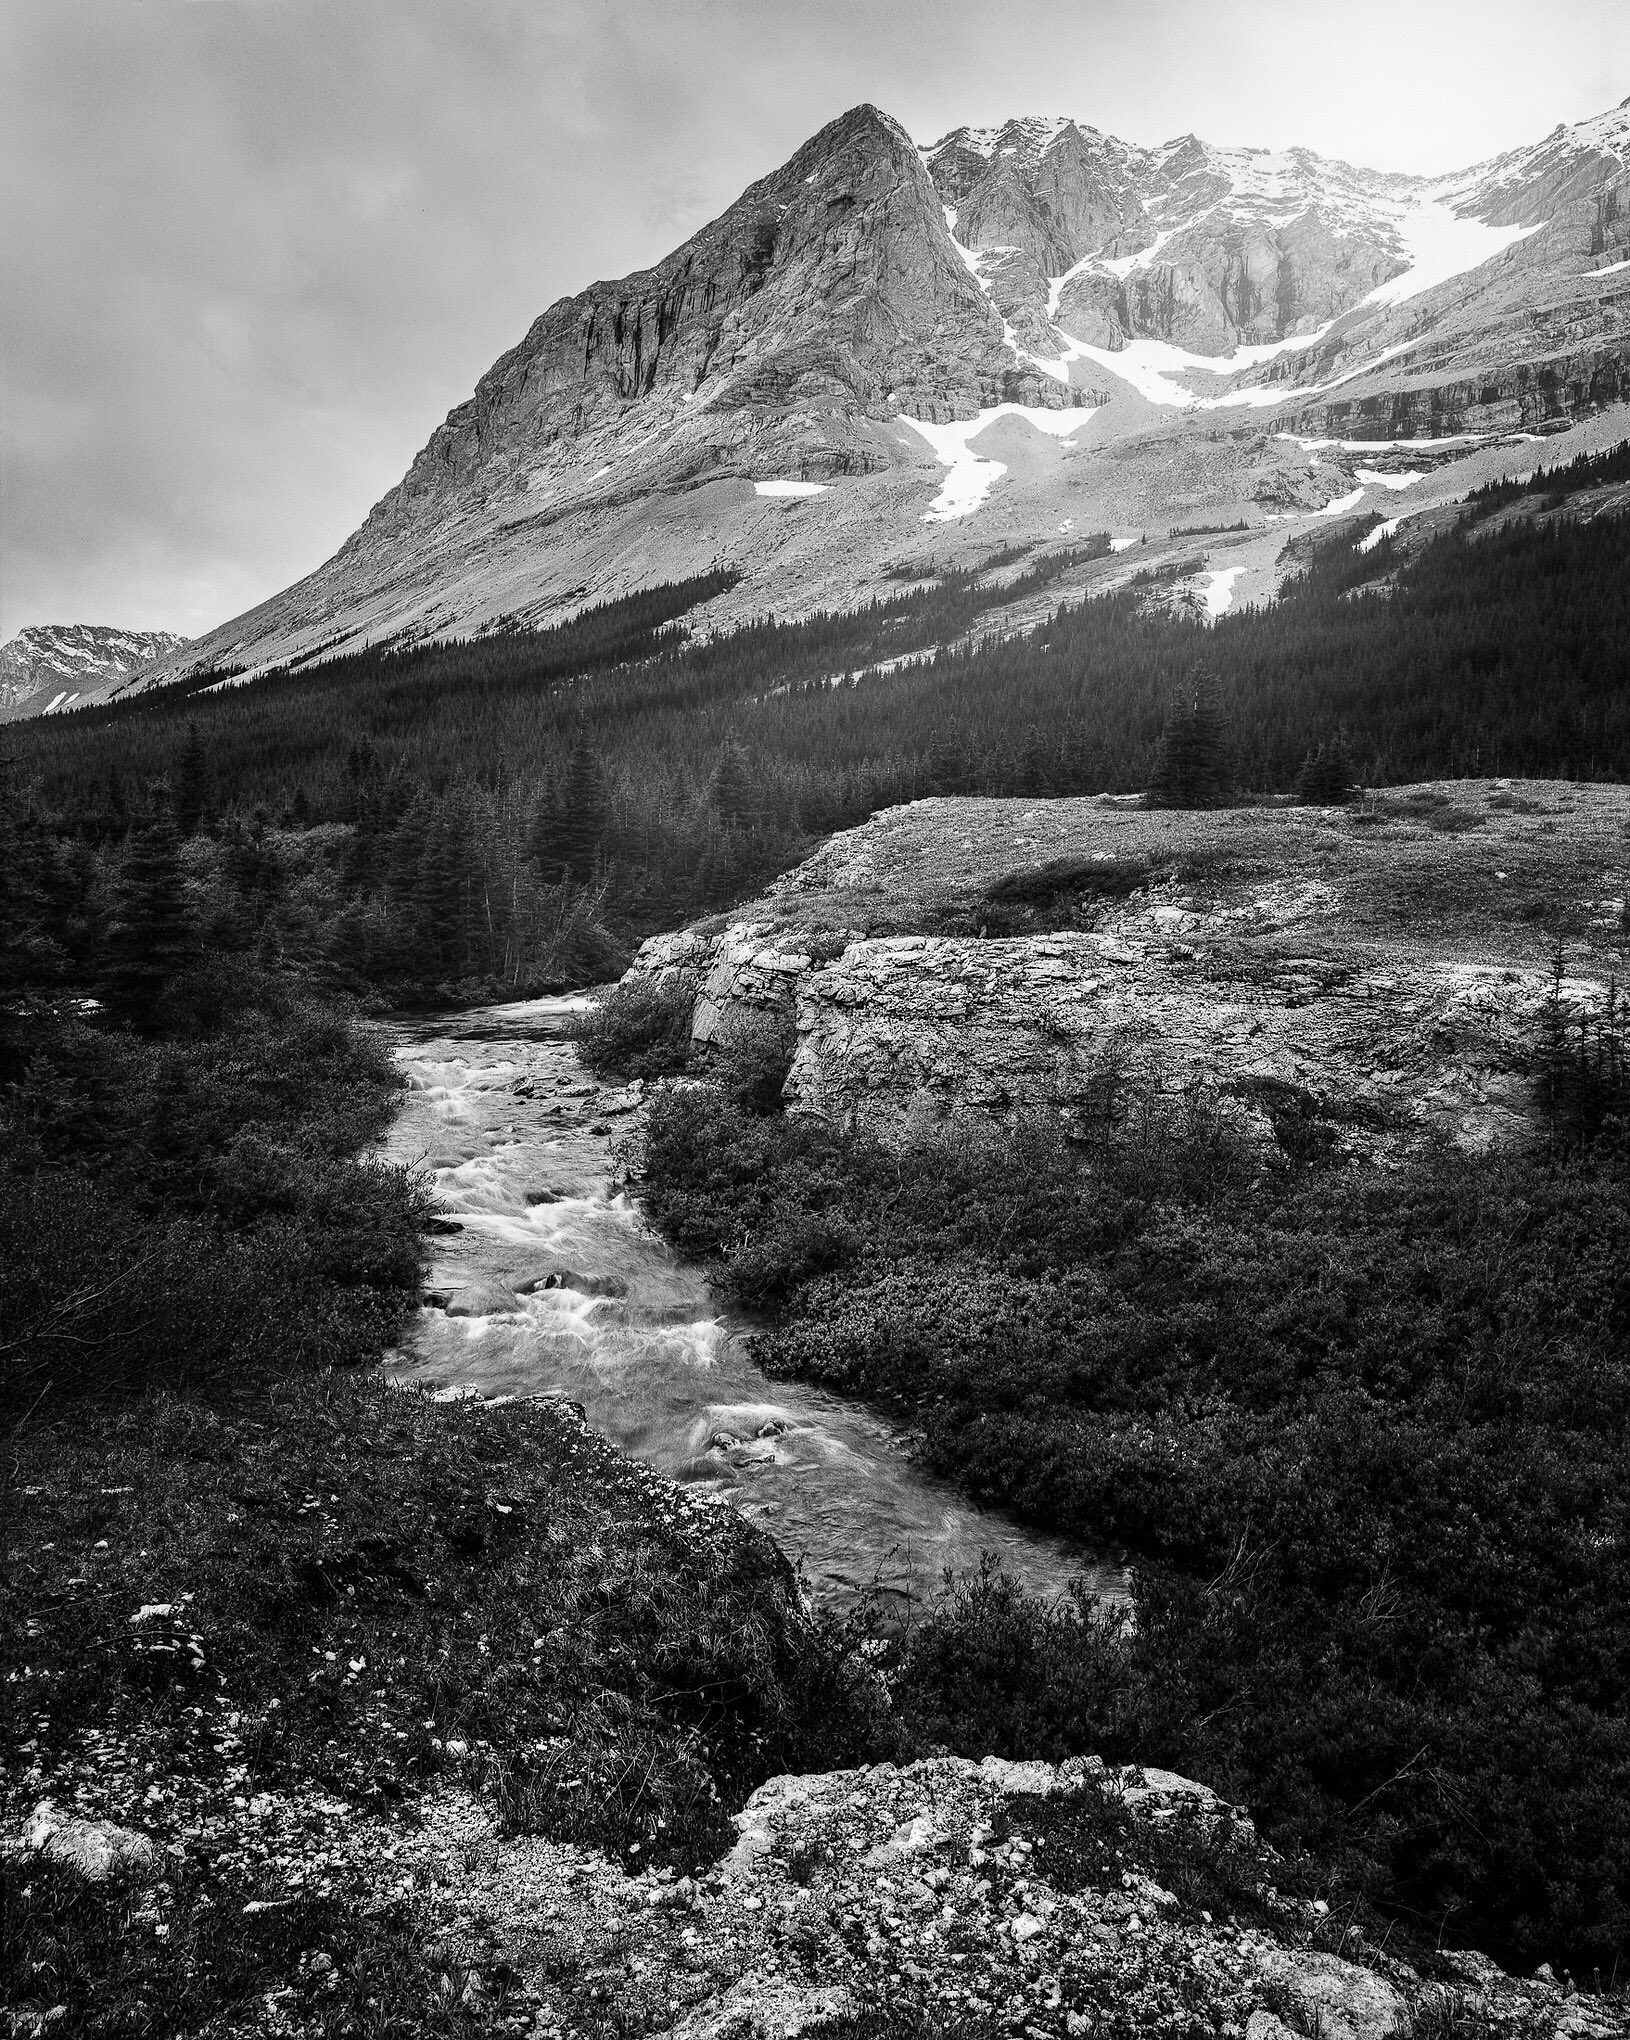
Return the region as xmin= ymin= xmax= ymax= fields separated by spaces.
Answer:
xmin=3 ymin=0 xmax=1627 ymax=644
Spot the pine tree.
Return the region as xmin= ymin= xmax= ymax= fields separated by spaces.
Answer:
xmin=1297 ymin=738 xmax=1355 ymax=805
xmin=417 ymin=803 xmax=474 ymax=976
xmin=101 ymin=808 xmax=197 ymax=1029
xmin=925 ymin=729 xmax=968 ymax=796
xmin=707 ymin=743 xmax=758 ymax=830
xmin=174 ymin=721 xmax=208 ymax=836
xmin=1145 ymin=668 xmax=1233 ymax=809
xmin=0 ymin=784 xmax=68 ymax=1079
xmin=534 ymin=738 xmax=609 ymax=883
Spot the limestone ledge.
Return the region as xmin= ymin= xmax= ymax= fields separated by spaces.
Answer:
xmin=627 ymin=785 xmax=1629 ymax=1155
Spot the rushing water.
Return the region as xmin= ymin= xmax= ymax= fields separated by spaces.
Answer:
xmin=381 ymin=996 xmax=1126 ymax=1613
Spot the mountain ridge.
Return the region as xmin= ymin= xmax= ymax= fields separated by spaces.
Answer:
xmin=24 ymin=93 xmax=1630 ymax=711
xmin=0 ymin=624 xmax=190 ymax=717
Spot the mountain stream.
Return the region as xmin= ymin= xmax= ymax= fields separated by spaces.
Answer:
xmin=382 ymin=997 xmax=1126 ymax=1614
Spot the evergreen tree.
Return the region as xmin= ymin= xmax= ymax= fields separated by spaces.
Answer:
xmin=1145 ymin=668 xmax=1233 ymax=809
xmin=223 ymin=811 xmax=285 ymax=947
xmin=534 ymin=738 xmax=609 ymax=883
xmin=925 ymin=729 xmax=968 ymax=796
xmin=100 ymin=809 xmax=197 ymax=1030
xmin=0 ymin=784 xmax=67 ymax=1079
xmin=707 ymin=743 xmax=759 ymax=830
xmin=174 ymin=721 xmax=208 ymax=836
xmin=417 ymin=802 xmax=474 ymax=976
xmin=1297 ymin=738 xmax=1355 ymax=805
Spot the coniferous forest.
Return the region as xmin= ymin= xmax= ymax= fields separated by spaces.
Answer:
xmin=7 ymin=492 xmax=1629 ymax=1003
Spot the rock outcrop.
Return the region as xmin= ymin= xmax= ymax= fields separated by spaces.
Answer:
xmin=386 ymin=1755 xmax=1617 ymax=2038
xmin=9 ymin=1801 xmax=163 ymax=1885
xmin=628 ymin=781 xmax=1630 ymax=1157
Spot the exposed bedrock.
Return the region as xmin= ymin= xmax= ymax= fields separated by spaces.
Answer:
xmin=781 ymin=922 xmax=1596 ymax=1153
xmin=627 ymin=785 xmax=1629 ymax=1159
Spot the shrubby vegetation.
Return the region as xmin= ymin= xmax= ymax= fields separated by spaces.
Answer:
xmin=1 ymin=784 xmax=435 ymax=1421
xmin=634 ymin=1025 xmax=1630 ymax=1971
xmin=3 ymin=1380 xmax=885 ymax=2035
xmin=0 ymin=744 xmax=878 ymax=2032
xmin=568 ymin=976 xmax=695 ymax=1082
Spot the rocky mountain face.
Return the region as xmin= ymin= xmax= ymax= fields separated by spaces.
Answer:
xmin=83 ymin=98 xmax=1630 ymax=698
xmin=0 ymin=624 xmax=189 ymax=718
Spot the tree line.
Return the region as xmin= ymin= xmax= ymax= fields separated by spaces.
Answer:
xmin=6 ymin=493 xmax=1628 ymax=1000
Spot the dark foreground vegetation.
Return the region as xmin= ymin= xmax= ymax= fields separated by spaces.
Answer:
xmin=8 ymin=478 xmax=1630 ymax=999
xmin=632 ymin=997 xmax=1630 ymax=1978
xmin=3 ymin=1385 xmax=881 ymax=2037
xmin=0 ymin=787 xmax=875 ymax=2034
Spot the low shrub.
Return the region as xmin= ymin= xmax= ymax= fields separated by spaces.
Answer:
xmin=2 ymin=1380 xmax=889 ymax=2033
xmin=706 ymin=1006 xmax=799 ymax=1114
xmin=634 ymin=1076 xmax=1630 ymax=1971
xmin=1 ymin=973 xmax=432 ymax=1420
xmin=569 ymin=975 xmax=695 ymax=1081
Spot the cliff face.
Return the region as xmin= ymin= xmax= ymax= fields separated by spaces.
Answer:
xmin=369 ymin=103 xmax=1043 ymax=539
xmin=928 ymin=101 xmax=1630 ymax=371
xmin=630 ymin=782 xmax=1630 ymax=1159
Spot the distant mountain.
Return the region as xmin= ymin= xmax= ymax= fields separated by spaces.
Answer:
xmin=0 ymin=624 xmax=190 ymax=719
xmin=80 ymin=96 xmax=1630 ymax=695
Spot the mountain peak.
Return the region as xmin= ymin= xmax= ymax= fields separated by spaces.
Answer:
xmin=109 ymin=93 xmax=1630 ymax=693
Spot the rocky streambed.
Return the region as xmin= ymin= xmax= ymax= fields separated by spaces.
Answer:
xmin=380 ymin=995 xmax=1124 ymax=1614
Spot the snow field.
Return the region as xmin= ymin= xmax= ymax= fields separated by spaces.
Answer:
xmin=898 ymin=404 xmax=1095 ymax=521
xmin=1354 ymin=468 xmax=1425 ymax=492
xmin=1200 ymin=567 xmax=1246 ymax=618
xmin=1281 ymin=433 xmax=1483 ymax=452
xmin=1357 ymin=516 xmax=1403 ymax=554
xmin=754 ymin=480 xmax=828 ymax=498
xmin=1364 ymin=202 xmax=1540 ymax=308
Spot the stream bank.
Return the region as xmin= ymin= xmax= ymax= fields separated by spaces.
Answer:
xmin=382 ymin=995 xmax=1124 ymax=1614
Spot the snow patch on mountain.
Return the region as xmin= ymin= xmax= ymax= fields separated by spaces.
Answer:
xmin=1055 ymin=323 xmax=1333 ymax=408
xmin=1094 ymin=227 xmax=1179 ymax=282
xmin=1364 ymin=202 xmax=1540 ymax=307
xmin=1200 ymin=567 xmax=1245 ymax=617
xmin=1354 ymin=468 xmax=1426 ymax=492
xmin=899 ymin=404 xmax=1094 ymax=520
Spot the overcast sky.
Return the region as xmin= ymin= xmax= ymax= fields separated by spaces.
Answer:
xmin=3 ymin=0 xmax=1627 ymax=644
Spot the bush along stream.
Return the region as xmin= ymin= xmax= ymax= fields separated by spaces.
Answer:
xmin=0 ymin=822 xmax=882 ymax=2034
xmin=623 ymin=982 xmax=1630 ymax=1979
